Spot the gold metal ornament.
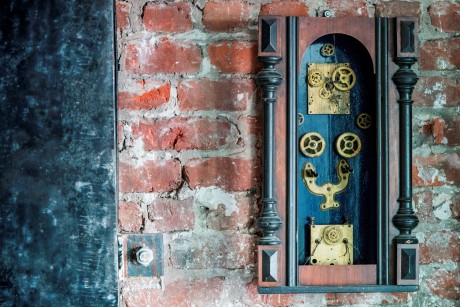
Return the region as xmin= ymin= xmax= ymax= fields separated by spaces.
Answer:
xmin=307 ymin=63 xmax=354 ymax=114
xmin=308 ymin=223 xmax=353 ymax=265
xmin=320 ymin=43 xmax=335 ymax=57
xmin=300 ymin=132 xmax=325 ymax=157
xmin=336 ymin=132 xmax=361 ymax=158
xmin=332 ymin=65 xmax=356 ymax=91
xmin=308 ymin=69 xmax=324 ymax=87
xmin=298 ymin=113 xmax=305 ymax=126
xmin=302 ymin=159 xmax=353 ymax=210
xmin=357 ymin=113 xmax=371 ymax=129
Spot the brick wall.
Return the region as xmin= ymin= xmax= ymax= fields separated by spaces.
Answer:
xmin=116 ymin=1 xmax=459 ymax=305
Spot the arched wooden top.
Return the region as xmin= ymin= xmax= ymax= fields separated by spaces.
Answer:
xmin=298 ymin=17 xmax=376 ymax=72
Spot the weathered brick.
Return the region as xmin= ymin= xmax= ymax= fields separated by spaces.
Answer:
xmin=326 ymin=292 xmax=409 ymax=305
xmin=184 ymin=157 xmax=261 ymax=191
xmin=116 ymin=1 xmax=130 ymax=32
xmin=118 ymin=201 xmax=143 ymax=232
xmin=177 ymin=79 xmax=255 ymax=111
xmin=143 ymin=2 xmax=192 ymax=33
xmin=413 ymin=191 xmax=435 ymax=223
xmin=125 ymin=40 xmax=201 ymax=74
xmin=119 ymin=160 xmax=182 ymax=193
xmin=118 ymin=121 xmax=124 ymax=150
xmin=420 ymin=38 xmax=460 ymax=71
xmin=118 ymin=82 xmax=170 ymax=110
xmin=208 ymin=41 xmax=258 ymax=74
xmin=325 ymin=0 xmax=369 ymax=17
xmin=203 ymin=2 xmax=249 ymax=32
xmin=413 ymin=76 xmax=460 ymax=108
xmin=429 ymin=2 xmax=460 ymax=33
xmin=170 ymin=233 xmax=256 ymax=269
xmin=413 ymin=154 xmax=460 ymax=187
xmin=452 ymin=194 xmax=460 ymax=223
xmin=420 ymin=117 xmax=447 ymax=145
xmin=131 ymin=118 xmax=235 ymax=151
xmin=206 ymin=196 xmax=257 ymax=230
xmin=260 ymin=2 xmax=309 ymax=16
xmin=420 ymin=230 xmax=460 ymax=264
xmin=147 ymin=198 xmax=194 ymax=232
xmin=426 ymin=268 xmax=460 ymax=300
xmin=122 ymin=277 xmax=225 ymax=307
xmin=375 ymin=1 xmax=421 ymax=21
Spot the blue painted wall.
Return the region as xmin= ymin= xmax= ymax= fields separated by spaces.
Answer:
xmin=0 ymin=1 xmax=117 ymax=305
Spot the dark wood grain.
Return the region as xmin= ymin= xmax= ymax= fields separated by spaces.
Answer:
xmin=299 ymin=265 xmax=377 ymax=286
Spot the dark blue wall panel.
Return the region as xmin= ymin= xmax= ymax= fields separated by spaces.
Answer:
xmin=0 ymin=0 xmax=117 ymax=305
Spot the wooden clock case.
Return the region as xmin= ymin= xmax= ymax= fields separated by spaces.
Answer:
xmin=256 ymin=16 xmax=420 ymax=293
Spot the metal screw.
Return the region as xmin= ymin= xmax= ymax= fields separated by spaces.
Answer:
xmin=323 ymin=10 xmax=332 ymax=17
xmin=136 ymin=246 xmax=154 ymax=267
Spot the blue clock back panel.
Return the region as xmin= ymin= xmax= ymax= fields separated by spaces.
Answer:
xmin=297 ymin=34 xmax=377 ymax=265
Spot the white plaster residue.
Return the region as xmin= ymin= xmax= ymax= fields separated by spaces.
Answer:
xmin=433 ymin=193 xmax=452 ymax=220
xmin=433 ymin=93 xmax=446 ymax=109
xmin=415 ymin=161 xmax=446 ymax=185
xmin=75 ymin=181 xmax=91 ymax=192
xmin=436 ymin=58 xmax=450 ymax=70
xmin=237 ymin=93 xmax=245 ymax=102
xmin=194 ymin=186 xmax=238 ymax=216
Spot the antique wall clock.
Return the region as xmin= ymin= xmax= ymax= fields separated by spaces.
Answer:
xmin=256 ymin=16 xmax=419 ymax=293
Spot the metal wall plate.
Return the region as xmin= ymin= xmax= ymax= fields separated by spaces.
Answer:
xmin=122 ymin=233 xmax=164 ymax=278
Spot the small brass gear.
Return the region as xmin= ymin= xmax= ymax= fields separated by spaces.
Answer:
xmin=308 ymin=69 xmax=325 ymax=87
xmin=319 ymin=85 xmax=332 ymax=99
xmin=323 ymin=226 xmax=343 ymax=245
xmin=357 ymin=113 xmax=371 ymax=129
xmin=321 ymin=43 xmax=335 ymax=57
xmin=332 ymin=66 xmax=356 ymax=91
xmin=300 ymin=132 xmax=326 ymax=158
xmin=336 ymin=132 xmax=361 ymax=158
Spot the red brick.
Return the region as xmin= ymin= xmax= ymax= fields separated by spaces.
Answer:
xmin=118 ymin=121 xmax=124 ymax=150
xmin=177 ymin=79 xmax=255 ymax=111
xmin=375 ymin=1 xmax=421 ymax=21
xmin=429 ymin=2 xmax=460 ymax=33
xmin=413 ymin=76 xmax=460 ymax=107
xmin=420 ymin=230 xmax=460 ymax=264
xmin=118 ymin=201 xmax=143 ymax=232
xmin=260 ymin=2 xmax=309 ymax=17
xmin=119 ymin=160 xmax=182 ymax=193
xmin=118 ymin=83 xmax=170 ymax=110
xmin=170 ymin=233 xmax=256 ymax=269
xmin=184 ymin=157 xmax=261 ymax=191
xmin=420 ymin=117 xmax=446 ymax=145
xmin=116 ymin=1 xmax=130 ymax=32
xmin=208 ymin=41 xmax=258 ymax=74
xmin=420 ymin=38 xmax=460 ymax=71
xmin=131 ymin=118 xmax=235 ymax=151
xmin=426 ymin=268 xmax=460 ymax=300
xmin=413 ymin=191 xmax=435 ymax=223
xmin=203 ymin=2 xmax=249 ymax=32
xmin=238 ymin=115 xmax=262 ymax=136
xmin=122 ymin=277 xmax=225 ymax=307
xmin=143 ymin=2 xmax=192 ymax=33
xmin=413 ymin=154 xmax=460 ymax=187
xmin=147 ymin=198 xmax=194 ymax=232
xmin=444 ymin=115 xmax=460 ymax=146
xmin=326 ymin=292 xmax=409 ymax=305
xmin=325 ymin=0 xmax=369 ymax=17
xmin=206 ymin=196 xmax=257 ymax=230
xmin=125 ymin=39 xmax=201 ymax=74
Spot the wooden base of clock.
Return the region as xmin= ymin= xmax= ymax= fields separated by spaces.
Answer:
xmin=299 ymin=265 xmax=376 ymax=286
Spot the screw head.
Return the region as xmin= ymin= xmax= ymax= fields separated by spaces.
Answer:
xmin=323 ymin=10 xmax=332 ymax=17
xmin=136 ymin=246 xmax=154 ymax=267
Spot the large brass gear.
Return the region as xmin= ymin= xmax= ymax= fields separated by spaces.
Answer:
xmin=323 ymin=226 xmax=343 ymax=245
xmin=336 ymin=132 xmax=361 ymax=158
xmin=308 ymin=69 xmax=325 ymax=87
xmin=332 ymin=66 xmax=356 ymax=91
xmin=300 ymin=132 xmax=325 ymax=157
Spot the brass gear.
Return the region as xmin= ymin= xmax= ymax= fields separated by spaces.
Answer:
xmin=321 ymin=43 xmax=335 ymax=57
xmin=308 ymin=69 xmax=325 ymax=87
xmin=323 ymin=226 xmax=343 ymax=245
xmin=336 ymin=132 xmax=361 ymax=158
xmin=300 ymin=132 xmax=326 ymax=158
xmin=332 ymin=66 xmax=356 ymax=91
xmin=357 ymin=113 xmax=371 ymax=129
